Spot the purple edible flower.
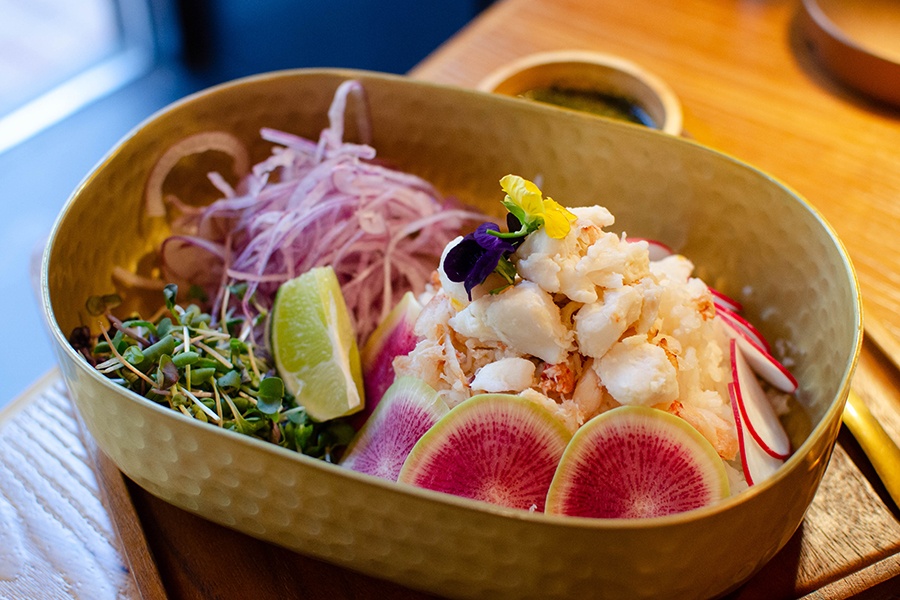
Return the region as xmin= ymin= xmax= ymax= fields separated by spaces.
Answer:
xmin=444 ymin=222 xmax=516 ymax=299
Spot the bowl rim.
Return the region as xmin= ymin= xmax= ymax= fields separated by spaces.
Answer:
xmin=40 ymin=67 xmax=863 ymax=531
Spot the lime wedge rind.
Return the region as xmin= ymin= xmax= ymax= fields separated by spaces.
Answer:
xmin=271 ymin=266 xmax=364 ymax=422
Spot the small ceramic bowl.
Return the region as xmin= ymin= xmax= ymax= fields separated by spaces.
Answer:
xmin=477 ymin=50 xmax=683 ymax=135
xmin=42 ymin=69 xmax=860 ymax=600
xmin=799 ymin=0 xmax=900 ymax=106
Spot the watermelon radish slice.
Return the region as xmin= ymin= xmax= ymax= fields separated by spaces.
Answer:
xmin=716 ymin=308 xmax=771 ymax=352
xmin=340 ymin=377 xmax=448 ymax=481
xmin=709 ymin=287 xmax=743 ymax=313
xmin=719 ymin=312 xmax=797 ymax=393
xmin=626 ymin=236 xmax=674 ymax=261
xmin=398 ymin=394 xmax=572 ymax=512
xmin=729 ymin=340 xmax=791 ymax=460
xmin=545 ymin=406 xmax=729 ymax=518
xmin=729 ymin=382 xmax=784 ymax=485
xmin=357 ymin=291 xmax=422 ymax=425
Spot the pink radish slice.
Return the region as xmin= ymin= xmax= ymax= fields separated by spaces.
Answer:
xmin=340 ymin=377 xmax=448 ymax=481
xmin=728 ymin=382 xmax=784 ymax=485
xmin=709 ymin=287 xmax=743 ymax=312
xmin=719 ymin=315 xmax=797 ymax=393
xmin=729 ymin=340 xmax=791 ymax=459
xmin=354 ymin=291 xmax=423 ymax=429
xmin=716 ymin=308 xmax=771 ymax=352
xmin=545 ymin=406 xmax=729 ymax=518
xmin=626 ymin=237 xmax=674 ymax=261
xmin=398 ymin=394 xmax=572 ymax=512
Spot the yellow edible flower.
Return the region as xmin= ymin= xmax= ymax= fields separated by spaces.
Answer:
xmin=499 ymin=174 xmax=576 ymax=239
xmin=540 ymin=197 xmax=577 ymax=239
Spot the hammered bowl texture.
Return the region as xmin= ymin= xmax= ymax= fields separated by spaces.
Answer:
xmin=42 ymin=69 xmax=861 ymax=600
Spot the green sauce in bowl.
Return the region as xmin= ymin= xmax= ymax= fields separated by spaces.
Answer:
xmin=519 ymin=86 xmax=656 ymax=127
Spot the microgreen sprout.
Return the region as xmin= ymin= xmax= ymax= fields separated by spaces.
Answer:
xmin=79 ymin=285 xmax=354 ymax=460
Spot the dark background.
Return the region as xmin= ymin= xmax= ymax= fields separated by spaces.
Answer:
xmin=0 ymin=0 xmax=491 ymax=406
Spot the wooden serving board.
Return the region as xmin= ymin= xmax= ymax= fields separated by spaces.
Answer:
xmin=2 ymin=332 xmax=899 ymax=599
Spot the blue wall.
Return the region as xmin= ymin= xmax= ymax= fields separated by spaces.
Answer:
xmin=176 ymin=0 xmax=487 ymax=84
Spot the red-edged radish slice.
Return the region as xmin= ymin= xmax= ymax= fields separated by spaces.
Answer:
xmin=729 ymin=340 xmax=791 ymax=459
xmin=728 ymin=382 xmax=784 ymax=486
xmin=719 ymin=316 xmax=798 ymax=393
xmin=709 ymin=287 xmax=743 ymax=312
xmin=626 ymin=237 xmax=674 ymax=261
xmin=717 ymin=308 xmax=771 ymax=353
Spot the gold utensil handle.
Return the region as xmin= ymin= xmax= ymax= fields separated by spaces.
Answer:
xmin=843 ymin=389 xmax=900 ymax=508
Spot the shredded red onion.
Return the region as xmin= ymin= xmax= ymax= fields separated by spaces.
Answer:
xmin=145 ymin=131 xmax=250 ymax=218
xmin=152 ymin=80 xmax=484 ymax=345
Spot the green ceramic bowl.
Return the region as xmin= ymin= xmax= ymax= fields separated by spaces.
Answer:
xmin=41 ymin=69 xmax=861 ymax=599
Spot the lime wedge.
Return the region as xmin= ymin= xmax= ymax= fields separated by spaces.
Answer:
xmin=271 ymin=266 xmax=364 ymax=422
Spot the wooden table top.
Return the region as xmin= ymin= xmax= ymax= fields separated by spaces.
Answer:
xmin=4 ymin=0 xmax=900 ymax=598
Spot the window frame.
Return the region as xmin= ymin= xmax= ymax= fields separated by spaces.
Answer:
xmin=0 ymin=0 xmax=157 ymax=155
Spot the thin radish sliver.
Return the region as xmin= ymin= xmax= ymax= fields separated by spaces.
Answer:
xmin=717 ymin=309 xmax=771 ymax=352
xmin=709 ymin=287 xmax=743 ymax=312
xmin=729 ymin=340 xmax=791 ymax=459
xmin=719 ymin=315 xmax=797 ymax=393
xmin=728 ymin=382 xmax=784 ymax=485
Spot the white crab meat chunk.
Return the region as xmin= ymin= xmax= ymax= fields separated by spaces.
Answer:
xmin=650 ymin=254 xmax=694 ymax=284
xmin=580 ymin=231 xmax=649 ymax=291
xmin=574 ymin=285 xmax=642 ymax=359
xmin=514 ymin=229 xmax=593 ymax=303
xmin=571 ymin=204 xmax=616 ymax=229
xmin=413 ymin=290 xmax=455 ymax=339
xmin=656 ymin=277 xmax=715 ymax=341
xmin=470 ymin=357 xmax=536 ymax=393
xmin=444 ymin=295 xmax=495 ymax=342
xmin=448 ymin=281 xmax=574 ymax=364
xmin=631 ymin=276 xmax=663 ymax=334
xmin=596 ymin=334 xmax=679 ymax=408
xmin=514 ymin=206 xmax=623 ymax=304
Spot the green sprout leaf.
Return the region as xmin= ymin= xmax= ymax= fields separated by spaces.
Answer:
xmin=156 ymin=317 xmax=173 ymax=338
xmin=86 ymin=296 xmax=106 ymax=316
xmin=163 ymin=284 xmax=178 ymax=313
xmin=156 ymin=355 xmax=180 ymax=389
xmin=256 ymin=377 xmax=285 ymax=415
xmin=173 ymin=351 xmax=200 ymax=368
xmin=122 ymin=345 xmax=144 ymax=365
xmin=216 ymin=369 xmax=243 ymax=391
xmin=85 ymin=293 xmax=123 ymax=316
